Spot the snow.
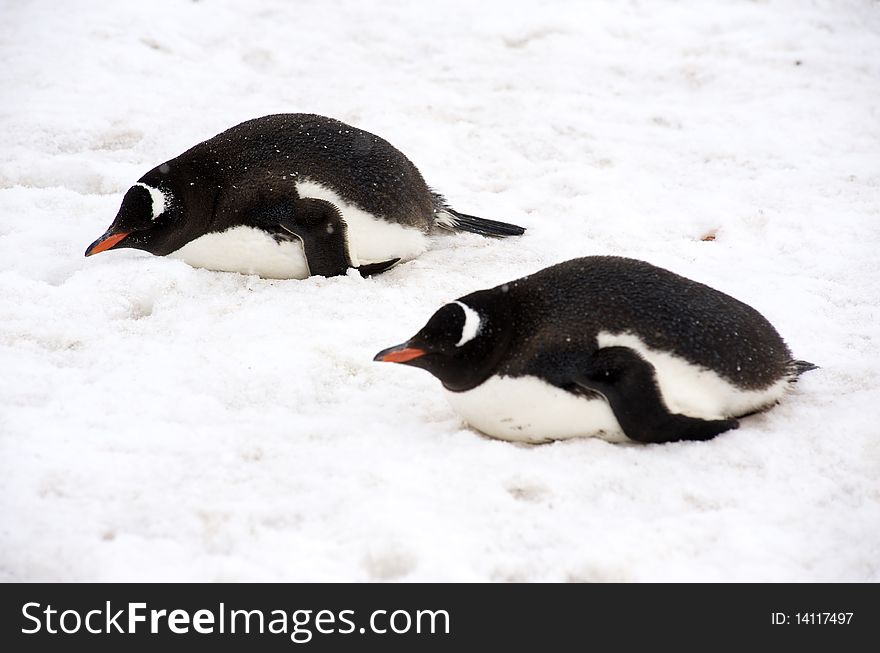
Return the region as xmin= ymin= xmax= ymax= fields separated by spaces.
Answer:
xmin=1 ymin=0 xmax=879 ymax=582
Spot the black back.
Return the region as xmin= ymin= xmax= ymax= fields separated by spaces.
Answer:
xmin=461 ymin=256 xmax=796 ymax=390
xmin=136 ymin=114 xmax=434 ymax=250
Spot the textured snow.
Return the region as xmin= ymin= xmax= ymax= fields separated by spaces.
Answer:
xmin=1 ymin=0 xmax=879 ymax=582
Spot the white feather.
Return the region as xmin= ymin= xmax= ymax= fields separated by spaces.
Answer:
xmin=433 ymin=209 xmax=457 ymax=229
xmin=453 ymin=301 xmax=481 ymax=347
xmin=444 ymin=375 xmax=627 ymax=444
xmin=169 ymin=226 xmax=310 ymax=279
xmin=135 ymin=182 xmax=168 ymax=221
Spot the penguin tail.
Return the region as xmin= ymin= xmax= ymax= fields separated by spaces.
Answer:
xmin=789 ymin=359 xmax=818 ymax=380
xmin=437 ymin=208 xmax=526 ymax=237
xmin=431 ymin=191 xmax=525 ymax=237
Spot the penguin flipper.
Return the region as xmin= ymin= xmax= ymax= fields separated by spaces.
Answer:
xmin=574 ymin=346 xmax=739 ymax=443
xmin=276 ymin=198 xmax=397 ymax=277
xmin=273 ymin=197 xmax=352 ymax=277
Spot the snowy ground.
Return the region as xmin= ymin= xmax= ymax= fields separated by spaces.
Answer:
xmin=1 ymin=0 xmax=879 ymax=582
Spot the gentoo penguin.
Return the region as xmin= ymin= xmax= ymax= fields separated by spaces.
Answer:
xmin=374 ymin=256 xmax=815 ymax=444
xmin=85 ymin=113 xmax=524 ymax=279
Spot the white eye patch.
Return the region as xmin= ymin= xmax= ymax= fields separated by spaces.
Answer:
xmin=453 ymin=301 xmax=482 ymax=347
xmin=135 ymin=182 xmax=169 ymax=221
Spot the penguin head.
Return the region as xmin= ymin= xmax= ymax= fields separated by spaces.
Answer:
xmin=85 ymin=182 xmax=182 ymax=257
xmin=374 ymin=293 xmax=509 ymax=391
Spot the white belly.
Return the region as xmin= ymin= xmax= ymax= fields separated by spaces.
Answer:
xmin=170 ymin=226 xmax=311 ymax=279
xmin=169 ymin=178 xmax=428 ymax=279
xmin=444 ymin=333 xmax=792 ymax=444
xmin=444 ymin=375 xmax=628 ymax=444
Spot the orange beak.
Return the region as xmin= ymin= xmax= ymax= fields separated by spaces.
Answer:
xmin=373 ymin=344 xmax=427 ymax=363
xmin=84 ymin=231 xmax=130 ymax=257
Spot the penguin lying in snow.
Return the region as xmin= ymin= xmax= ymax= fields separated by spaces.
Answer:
xmin=375 ymin=256 xmax=815 ymax=444
xmin=85 ymin=113 xmax=524 ymax=279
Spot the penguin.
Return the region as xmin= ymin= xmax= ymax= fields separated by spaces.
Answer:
xmin=374 ymin=256 xmax=816 ymax=444
xmin=84 ymin=113 xmax=525 ymax=279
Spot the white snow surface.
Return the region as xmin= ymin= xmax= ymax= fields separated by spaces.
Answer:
xmin=1 ymin=0 xmax=879 ymax=582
